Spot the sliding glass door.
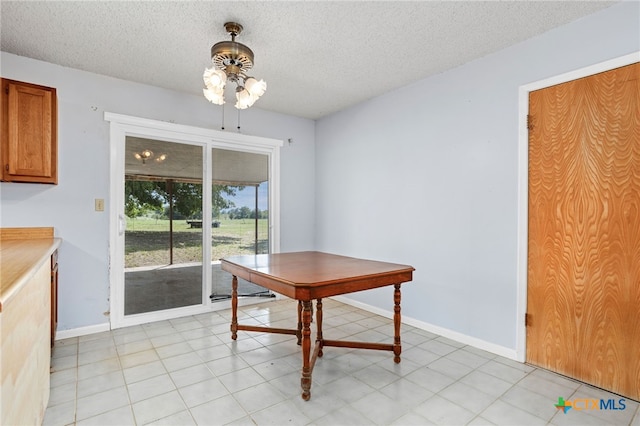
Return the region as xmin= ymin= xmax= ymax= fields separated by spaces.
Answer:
xmin=210 ymin=148 xmax=271 ymax=301
xmin=107 ymin=112 xmax=282 ymax=329
xmin=124 ymin=137 xmax=204 ymax=315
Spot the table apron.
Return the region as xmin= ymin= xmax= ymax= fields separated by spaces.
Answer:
xmin=235 ymin=273 xmax=413 ymax=300
xmin=303 ymin=273 xmax=411 ymax=299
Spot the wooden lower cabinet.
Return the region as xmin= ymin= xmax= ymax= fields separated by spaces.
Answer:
xmin=0 ymin=259 xmax=51 ymax=425
xmin=0 ymin=227 xmax=60 ymax=425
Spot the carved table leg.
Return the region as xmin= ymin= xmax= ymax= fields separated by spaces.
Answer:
xmin=296 ymin=300 xmax=302 ymax=345
xmin=301 ymin=300 xmax=312 ymax=400
xmin=316 ymin=298 xmax=324 ymax=357
xmin=393 ymin=283 xmax=402 ymax=363
xmin=231 ymin=275 xmax=238 ymax=340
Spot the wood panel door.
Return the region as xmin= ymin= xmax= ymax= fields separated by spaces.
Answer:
xmin=526 ymin=62 xmax=639 ymax=400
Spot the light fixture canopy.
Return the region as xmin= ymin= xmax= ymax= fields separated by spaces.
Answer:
xmin=203 ymin=22 xmax=266 ymax=109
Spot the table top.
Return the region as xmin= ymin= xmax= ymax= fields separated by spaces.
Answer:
xmin=221 ymin=251 xmax=414 ymax=300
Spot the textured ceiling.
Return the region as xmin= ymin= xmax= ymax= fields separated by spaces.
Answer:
xmin=0 ymin=1 xmax=616 ymax=120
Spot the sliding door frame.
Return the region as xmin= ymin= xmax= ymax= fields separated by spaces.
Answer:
xmin=106 ymin=112 xmax=282 ymax=329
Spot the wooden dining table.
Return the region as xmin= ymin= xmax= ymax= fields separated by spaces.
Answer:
xmin=220 ymin=251 xmax=415 ymax=400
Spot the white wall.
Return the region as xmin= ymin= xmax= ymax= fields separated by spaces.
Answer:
xmin=315 ymin=2 xmax=639 ymax=353
xmin=0 ymin=54 xmax=316 ymax=331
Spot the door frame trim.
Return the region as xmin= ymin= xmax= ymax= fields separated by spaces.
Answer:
xmin=515 ymin=52 xmax=640 ymax=362
xmin=105 ymin=112 xmax=283 ymax=329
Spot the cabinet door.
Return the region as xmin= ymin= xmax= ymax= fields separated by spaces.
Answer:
xmin=1 ymin=79 xmax=57 ymax=184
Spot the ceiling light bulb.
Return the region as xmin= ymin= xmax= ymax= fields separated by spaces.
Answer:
xmin=203 ymin=87 xmax=225 ymax=105
xmin=245 ymin=78 xmax=267 ymax=97
xmin=203 ymin=67 xmax=227 ymax=89
xmin=235 ymin=88 xmax=255 ymax=109
xmin=142 ymin=150 xmax=153 ymax=158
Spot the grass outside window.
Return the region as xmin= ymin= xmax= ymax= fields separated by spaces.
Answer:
xmin=125 ymin=217 xmax=268 ymax=267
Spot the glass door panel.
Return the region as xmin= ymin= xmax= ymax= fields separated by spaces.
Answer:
xmin=210 ymin=148 xmax=271 ymax=301
xmin=124 ymin=137 xmax=204 ymax=315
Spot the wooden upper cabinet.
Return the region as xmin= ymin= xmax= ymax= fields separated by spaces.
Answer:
xmin=1 ymin=78 xmax=58 ymax=184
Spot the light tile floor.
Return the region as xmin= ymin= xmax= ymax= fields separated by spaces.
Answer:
xmin=44 ymin=298 xmax=640 ymax=425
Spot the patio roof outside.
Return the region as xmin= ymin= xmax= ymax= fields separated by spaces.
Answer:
xmin=126 ymin=136 xmax=268 ymax=185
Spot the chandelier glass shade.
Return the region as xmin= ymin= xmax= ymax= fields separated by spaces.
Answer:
xmin=203 ymin=22 xmax=267 ymax=109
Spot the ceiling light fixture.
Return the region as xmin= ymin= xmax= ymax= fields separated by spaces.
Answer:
xmin=133 ymin=149 xmax=167 ymax=164
xmin=133 ymin=149 xmax=153 ymax=164
xmin=203 ymin=22 xmax=267 ymax=110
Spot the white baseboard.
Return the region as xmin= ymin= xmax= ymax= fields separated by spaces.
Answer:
xmin=331 ymin=295 xmax=518 ymax=361
xmin=55 ymin=322 xmax=111 ymax=340
xmin=56 ymin=296 xmax=518 ymax=362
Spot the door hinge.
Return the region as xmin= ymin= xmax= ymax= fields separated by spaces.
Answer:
xmin=525 ymin=313 xmax=531 ymax=327
xmin=527 ymin=114 xmax=534 ymax=131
